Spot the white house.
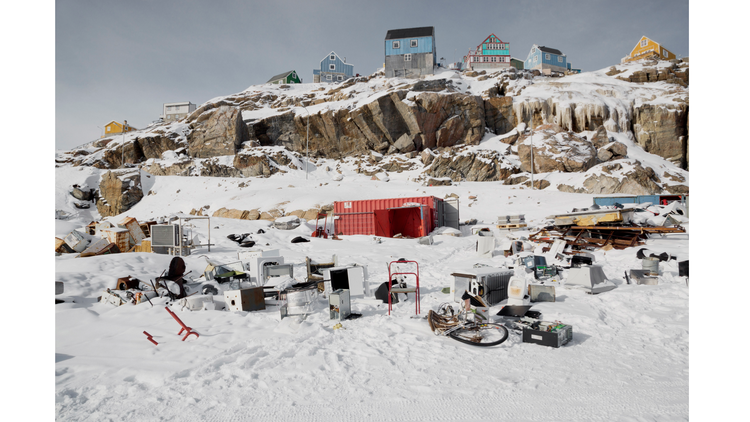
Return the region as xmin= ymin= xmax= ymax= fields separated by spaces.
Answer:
xmin=162 ymin=102 xmax=197 ymax=122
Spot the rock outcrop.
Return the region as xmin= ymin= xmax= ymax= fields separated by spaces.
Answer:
xmin=425 ymin=150 xmax=519 ymax=182
xmin=96 ymin=170 xmax=144 ymax=217
xmin=633 ymin=104 xmax=688 ymax=168
xmin=188 ymin=105 xmax=249 ymax=158
xmin=517 ymin=124 xmax=597 ymax=173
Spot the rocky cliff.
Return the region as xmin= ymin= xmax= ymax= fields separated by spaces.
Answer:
xmin=57 ymin=59 xmax=689 ymax=216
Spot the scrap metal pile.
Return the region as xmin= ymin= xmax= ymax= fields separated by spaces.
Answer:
xmin=530 ymin=200 xmax=688 ymax=252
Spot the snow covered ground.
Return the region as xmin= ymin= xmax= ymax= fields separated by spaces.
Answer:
xmin=52 ymin=149 xmax=690 ymax=421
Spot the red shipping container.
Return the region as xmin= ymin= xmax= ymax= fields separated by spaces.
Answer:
xmin=334 ymin=196 xmax=442 ymax=238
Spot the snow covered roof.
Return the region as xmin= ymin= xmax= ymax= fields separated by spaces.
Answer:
xmin=266 ymin=70 xmax=296 ymax=83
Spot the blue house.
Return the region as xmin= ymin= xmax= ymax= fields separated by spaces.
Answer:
xmin=524 ymin=44 xmax=569 ymax=74
xmin=313 ymin=51 xmax=354 ymax=83
xmin=384 ymin=26 xmax=436 ymax=78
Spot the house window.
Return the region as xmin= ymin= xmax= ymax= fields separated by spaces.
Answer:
xmin=326 ymin=74 xmax=332 ymax=81
xmin=337 ymin=75 xmax=343 ymax=81
xmin=558 ymin=56 xmax=563 ymax=63
xmin=663 ymin=48 xmax=668 ymax=56
xmin=410 ymin=39 xmax=418 ymax=47
xmin=532 ymin=47 xmax=536 ymax=53
xmin=330 ymin=54 xmax=335 ymax=60
xmin=392 ymin=40 xmax=400 ymax=49
xmin=534 ymin=56 xmax=538 ymax=63
xmin=545 ymin=53 xmax=550 ymax=60
xmin=641 ymin=39 xmax=648 ymax=47
xmin=330 ymin=64 xmax=335 ymax=70
xmin=404 ymin=54 xmax=412 ymax=61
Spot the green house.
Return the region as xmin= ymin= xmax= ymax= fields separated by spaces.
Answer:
xmin=510 ymin=58 xmax=524 ymax=71
xmin=266 ymin=70 xmax=302 ymax=84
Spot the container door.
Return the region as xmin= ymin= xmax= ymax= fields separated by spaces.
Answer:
xmin=444 ymin=198 xmax=459 ymax=229
xmin=374 ymin=210 xmax=390 ymax=237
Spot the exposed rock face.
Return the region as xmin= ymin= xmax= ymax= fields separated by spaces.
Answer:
xmin=233 ymin=153 xmax=276 ymax=177
xmin=137 ymin=134 xmax=181 ymax=159
xmin=96 ymin=170 xmax=144 ymax=217
xmin=188 ymin=106 xmax=249 ymax=158
xmin=247 ymin=91 xmax=484 ymax=158
xmin=517 ymin=124 xmax=597 ymax=173
xmin=633 ymin=104 xmax=688 ymax=168
xmin=597 ymin=141 xmax=628 ymax=162
xmin=484 ymin=96 xmax=516 ymax=135
xmin=412 ymin=92 xmax=485 ymax=149
xmin=212 ymin=208 xmax=260 ymax=220
xmin=615 ymin=62 xmax=689 ymax=86
xmin=412 ymin=79 xmax=452 ymax=92
xmin=425 ymin=177 xmax=452 ymax=186
xmin=580 ymin=161 xmax=663 ymax=195
xmin=425 ymin=150 xmax=519 ymax=182
xmin=143 ymin=159 xmax=193 ymax=176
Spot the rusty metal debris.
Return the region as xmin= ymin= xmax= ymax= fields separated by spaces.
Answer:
xmin=530 ymin=225 xmax=686 ymax=251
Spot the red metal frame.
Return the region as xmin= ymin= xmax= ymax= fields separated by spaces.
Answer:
xmin=143 ymin=331 xmax=158 ymax=345
xmin=164 ymin=306 xmax=199 ymax=341
xmin=311 ymin=213 xmax=328 ymax=238
xmin=387 ymin=260 xmax=420 ymax=316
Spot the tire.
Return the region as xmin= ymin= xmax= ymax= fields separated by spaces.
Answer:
xmin=448 ymin=322 xmax=509 ymax=347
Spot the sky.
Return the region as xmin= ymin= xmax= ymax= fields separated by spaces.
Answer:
xmin=54 ymin=0 xmax=689 ymax=151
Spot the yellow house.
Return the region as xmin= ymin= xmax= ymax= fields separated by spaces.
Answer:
xmin=622 ymin=36 xmax=677 ymax=63
xmin=103 ymin=120 xmax=136 ymax=137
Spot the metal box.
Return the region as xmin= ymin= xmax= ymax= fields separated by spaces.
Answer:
xmin=329 ymin=289 xmax=351 ymax=321
xmin=119 ymin=217 xmax=147 ymax=247
xmin=64 ymin=230 xmax=89 ymax=253
xmin=522 ymin=322 xmax=573 ymax=348
xmin=101 ymin=228 xmax=130 ymax=252
xmin=333 ymin=196 xmax=456 ymax=237
xmin=224 ymin=287 xmax=265 ymax=312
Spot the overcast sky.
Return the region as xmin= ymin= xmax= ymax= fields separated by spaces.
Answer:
xmin=55 ymin=0 xmax=689 ymax=150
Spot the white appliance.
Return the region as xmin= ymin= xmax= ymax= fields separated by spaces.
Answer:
xmin=322 ymin=265 xmax=369 ymax=297
xmin=240 ymin=250 xmax=284 ymax=285
xmin=506 ymin=276 xmax=529 ymax=306
xmin=450 ymin=267 xmax=513 ymax=305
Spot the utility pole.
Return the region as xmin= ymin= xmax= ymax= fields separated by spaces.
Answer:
xmin=300 ymin=106 xmax=310 ymax=179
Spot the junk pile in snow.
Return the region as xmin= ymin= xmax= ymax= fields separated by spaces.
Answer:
xmin=57 ymin=214 xmax=212 ymax=257
xmin=529 ymin=198 xmax=688 ymax=251
xmin=61 ymin=192 xmax=687 ymax=356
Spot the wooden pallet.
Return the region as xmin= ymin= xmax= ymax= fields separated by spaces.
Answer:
xmin=497 ymin=223 xmax=528 ymax=229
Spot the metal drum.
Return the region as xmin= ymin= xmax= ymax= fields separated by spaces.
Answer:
xmin=641 ymin=257 xmax=660 ymax=276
